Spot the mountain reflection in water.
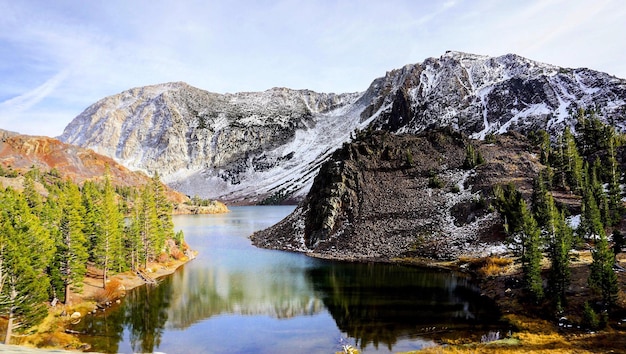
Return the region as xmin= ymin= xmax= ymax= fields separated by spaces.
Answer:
xmin=73 ymin=207 xmax=500 ymax=353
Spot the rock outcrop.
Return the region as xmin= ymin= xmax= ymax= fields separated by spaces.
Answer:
xmin=251 ymin=129 xmax=542 ymax=261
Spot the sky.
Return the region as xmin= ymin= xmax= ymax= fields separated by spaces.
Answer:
xmin=1 ymin=0 xmax=625 ymax=137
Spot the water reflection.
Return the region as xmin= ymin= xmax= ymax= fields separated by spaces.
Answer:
xmin=164 ymin=264 xmax=324 ymax=329
xmin=73 ymin=207 xmax=500 ymax=353
xmin=308 ymin=262 xmax=500 ymax=350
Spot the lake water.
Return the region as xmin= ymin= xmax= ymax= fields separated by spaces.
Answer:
xmin=73 ymin=206 xmax=501 ymax=353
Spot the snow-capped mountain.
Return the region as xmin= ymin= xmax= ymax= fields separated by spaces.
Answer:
xmin=59 ymin=52 xmax=626 ymax=203
xmin=60 ymin=82 xmax=368 ymax=203
xmin=361 ymin=51 xmax=626 ymax=138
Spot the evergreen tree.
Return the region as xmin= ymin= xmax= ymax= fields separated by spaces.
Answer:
xmin=536 ymin=129 xmax=552 ymax=166
xmin=55 ymin=182 xmax=89 ymax=305
xmin=547 ymin=207 xmax=572 ymax=309
xmin=562 ymin=127 xmax=584 ymax=193
xmin=138 ymin=184 xmax=159 ymax=269
xmin=23 ymin=172 xmax=42 ymax=215
xmin=589 ymin=229 xmax=619 ymax=309
xmin=591 ymin=159 xmax=610 ymax=226
xmin=494 ymin=183 xmax=524 ymax=235
xmin=531 ymin=171 xmax=552 ymax=228
xmin=0 ymin=188 xmax=54 ymax=343
xmin=606 ymin=135 xmax=623 ymax=226
xmin=520 ymin=199 xmax=544 ymax=302
xmin=93 ymin=170 xmax=124 ymax=287
xmin=81 ymin=181 xmax=101 ymax=255
xmin=552 ymin=134 xmax=568 ymax=190
xmin=463 ymin=143 xmax=484 ymax=169
xmin=578 ymin=164 xmax=605 ymax=241
xmin=152 ymin=173 xmax=174 ymax=251
xmin=40 ymin=185 xmax=65 ymax=301
xmin=125 ymin=192 xmax=143 ymax=271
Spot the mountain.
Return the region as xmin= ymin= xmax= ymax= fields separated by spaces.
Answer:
xmin=361 ymin=51 xmax=626 ymax=137
xmin=59 ymin=83 xmax=368 ymax=204
xmin=59 ymin=52 xmax=626 ymax=203
xmin=0 ymin=130 xmax=187 ymax=203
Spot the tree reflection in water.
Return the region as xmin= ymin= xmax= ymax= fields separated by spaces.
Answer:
xmin=307 ymin=262 xmax=500 ymax=351
xmin=75 ymin=277 xmax=172 ymax=353
xmin=125 ymin=279 xmax=172 ymax=353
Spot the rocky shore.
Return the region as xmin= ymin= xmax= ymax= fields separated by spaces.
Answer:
xmin=251 ymin=129 xmax=540 ymax=261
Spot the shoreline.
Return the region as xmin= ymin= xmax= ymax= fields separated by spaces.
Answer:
xmin=8 ymin=252 xmax=197 ymax=352
xmin=302 ymin=249 xmax=626 ymax=353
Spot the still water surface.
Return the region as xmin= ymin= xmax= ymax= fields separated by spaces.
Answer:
xmin=75 ymin=206 xmax=500 ymax=353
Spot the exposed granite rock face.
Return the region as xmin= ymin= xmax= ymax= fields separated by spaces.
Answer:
xmin=59 ymin=83 xmax=363 ymax=204
xmin=251 ymin=129 xmax=543 ymax=261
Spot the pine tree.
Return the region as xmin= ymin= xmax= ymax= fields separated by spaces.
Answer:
xmin=93 ymin=169 xmax=124 ymax=287
xmin=520 ymin=199 xmax=544 ymax=301
xmin=56 ymin=182 xmax=89 ymax=305
xmin=591 ymin=159 xmax=610 ymax=226
xmin=23 ymin=172 xmax=42 ymax=215
xmin=589 ymin=229 xmax=619 ymax=309
xmin=562 ymin=127 xmax=584 ymax=193
xmin=40 ymin=185 xmax=65 ymax=301
xmin=138 ymin=184 xmax=159 ymax=269
xmin=494 ymin=183 xmax=524 ymax=235
xmin=606 ymin=135 xmax=623 ymax=226
xmin=532 ymin=171 xmax=552 ymax=228
xmin=547 ymin=207 xmax=572 ymax=309
xmin=152 ymin=173 xmax=174 ymax=252
xmin=578 ymin=163 xmax=605 ymax=241
xmin=537 ymin=129 xmax=552 ymax=166
xmin=125 ymin=192 xmax=143 ymax=271
xmin=463 ymin=143 xmax=484 ymax=169
xmin=81 ymin=181 xmax=101 ymax=255
xmin=0 ymin=188 xmax=54 ymax=343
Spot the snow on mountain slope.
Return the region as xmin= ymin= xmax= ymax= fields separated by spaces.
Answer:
xmin=59 ymin=52 xmax=626 ymax=203
xmin=361 ymin=51 xmax=626 ymax=138
xmin=60 ymin=82 xmax=365 ymax=203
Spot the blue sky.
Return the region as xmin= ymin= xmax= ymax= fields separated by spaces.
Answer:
xmin=1 ymin=0 xmax=625 ymax=137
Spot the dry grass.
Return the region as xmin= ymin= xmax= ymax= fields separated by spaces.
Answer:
xmin=460 ymin=256 xmax=513 ymax=277
xmin=404 ymin=313 xmax=626 ymax=354
xmin=91 ymin=278 xmax=125 ymax=303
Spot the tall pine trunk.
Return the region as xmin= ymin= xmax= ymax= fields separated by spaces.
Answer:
xmin=4 ymin=282 xmax=17 ymax=344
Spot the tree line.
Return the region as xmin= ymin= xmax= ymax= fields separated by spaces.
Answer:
xmin=0 ymin=167 xmax=183 ymax=343
xmin=494 ymin=109 xmax=623 ymax=327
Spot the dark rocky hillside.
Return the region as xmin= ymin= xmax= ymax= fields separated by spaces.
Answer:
xmin=251 ymin=129 xmax=542 ymax=260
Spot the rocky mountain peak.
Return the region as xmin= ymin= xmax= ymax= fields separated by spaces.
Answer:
xmin=59 ymin=51 xmax=626 ymax=203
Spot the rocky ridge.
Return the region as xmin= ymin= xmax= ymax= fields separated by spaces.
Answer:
xmin=0 ymin=130 xmax=188 ymax=203
xmin=251 ymin=129 xmax=542 ymax=261
xmin=362 ymin=51 xmax=626 ymax=138
xmin=59 ymin=52 xmax=626 ymax=203
xmin=60 ymin=83 xmax=366 ymax=204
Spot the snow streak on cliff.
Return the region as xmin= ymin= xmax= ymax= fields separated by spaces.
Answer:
xmin=60 ymin=83 xmax=369 ymax=203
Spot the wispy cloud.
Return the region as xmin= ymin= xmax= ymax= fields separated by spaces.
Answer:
xmin=0 ymin=69 xmax=70 ymax=113
xmin=0 ymin=0 xmax=624 ymax=137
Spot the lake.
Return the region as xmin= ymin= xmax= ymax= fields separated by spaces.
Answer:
xmin=73 ymin=206 xmax=501 ymax=353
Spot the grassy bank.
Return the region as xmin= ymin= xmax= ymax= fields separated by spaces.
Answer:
xmin=0 ymin=254 xmax=195 ymax=351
